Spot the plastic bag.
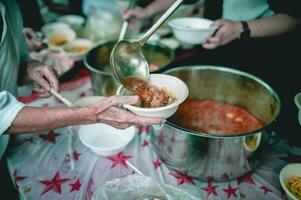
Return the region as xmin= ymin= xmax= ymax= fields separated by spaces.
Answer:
xmin=92 ymin=175 xmax=199 ymax=200
xmin=81 ymin=0 xmax=122 ymax=44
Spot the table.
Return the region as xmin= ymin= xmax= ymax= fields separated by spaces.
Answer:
xmin=7 ymin=77 xmax=299 ymax=200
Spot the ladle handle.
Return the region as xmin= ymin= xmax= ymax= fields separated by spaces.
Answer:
xmin=138 ymin=0 xmax=183 ymax=46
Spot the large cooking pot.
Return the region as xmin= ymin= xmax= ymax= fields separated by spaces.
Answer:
xmin=84 ymin=40 xmax=174 ymax=96
xmin=151 ymin=65 xmax=280 ymax=181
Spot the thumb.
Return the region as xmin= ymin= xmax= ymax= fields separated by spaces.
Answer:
xmin=92 ymin=95 xmax=140 ymax=113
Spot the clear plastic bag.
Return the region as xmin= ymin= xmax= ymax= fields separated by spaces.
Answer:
xmin=92 ymin=175 xmax=199 ymax=200
xmin=81 ymin=0 xmax=122 ymax=44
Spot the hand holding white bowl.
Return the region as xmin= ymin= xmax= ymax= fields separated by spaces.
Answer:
xmin=116 ymin=74 xmax=189 ymax=118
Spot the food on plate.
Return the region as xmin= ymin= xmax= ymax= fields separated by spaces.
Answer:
xmin=285 ymin=176 xmax=301 ymax=199
xmin=169 ymin=99 xmax=263 ymax=135
xmin=65 ymin=45 xmax=90 ymax=53
xmin=49 ymin=35 xmax=69 ymax=47
xmin=124 ymin=77 xmax=176 ymax=108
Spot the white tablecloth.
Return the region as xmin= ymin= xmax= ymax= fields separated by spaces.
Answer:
xmin=7 ymin=80 xmax=296 ymax=200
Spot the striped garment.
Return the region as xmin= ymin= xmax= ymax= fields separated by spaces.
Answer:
xmin=222 ymin=0 xmax=275 ymax=21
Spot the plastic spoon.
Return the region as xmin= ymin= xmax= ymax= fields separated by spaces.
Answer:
xmin=119 ymin=0 xmax=138 ymax=41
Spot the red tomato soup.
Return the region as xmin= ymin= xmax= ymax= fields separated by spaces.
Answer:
xmin=169 ymin=99 xmax=263 ymax=135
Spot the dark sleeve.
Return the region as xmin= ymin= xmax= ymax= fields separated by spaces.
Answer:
xmin=268 ymin=0 xmax=301 ymax=18
xmin=138 ymin=0 xmax=201 ymax=7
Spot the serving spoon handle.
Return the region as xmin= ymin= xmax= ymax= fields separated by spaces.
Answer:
xmin=138 ymin=0 xmax=183 ymax=46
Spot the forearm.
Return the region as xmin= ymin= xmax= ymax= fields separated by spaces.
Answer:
xmin=145 ymin=0 xmax=174 ymax=17
xmin=248 ymin=14 xmax=299 ymax=38
xmin=8 ymin=106 xmax=96 ymax=134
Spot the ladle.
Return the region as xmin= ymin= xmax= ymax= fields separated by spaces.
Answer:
xmin=111 ymin=0 xmax=183 ymax=95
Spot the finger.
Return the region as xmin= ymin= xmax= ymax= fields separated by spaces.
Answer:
xmin=128 ymin=113 xmax=164 ymax=126
xmin=38 ymin=91 xmax=51 ymax=98
xmin=32 ymin=71 xmax=51 ymax=91
xmin=123 ymin=10 xmax=131 ymax=20
xmin=211 ymin=20 xmax=225 ymax=28
xmin=44 ymin=66 xmax=59 ymax=92
xmin=97 ymin=119 xmax=130 ymax=129
xmin=93 ymin=95 xmax=140 ymax=113
xmin=202 ymin=37 xmax=220 ymax=49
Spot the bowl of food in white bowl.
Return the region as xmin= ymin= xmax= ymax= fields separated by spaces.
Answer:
xmin=46 ymin=28 xmax=76 ymax=49
xmin=168 ymin=17 xmax=217 ymax=45
xmin=279 ymin=163 xmax=301 ymax=200
xmin=62 ymin=38 xmax=93 ymax=61
xmin=116 ymin=74 xmax=189 ymax=118
xmin=41 ymin=22 xmax=70 ymax=37
xmin=72 ymin=96 xmax=137 ymax=156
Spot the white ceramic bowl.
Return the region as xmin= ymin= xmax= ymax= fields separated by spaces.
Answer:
xmin=46 ymin=28 xmax=76 ymax=49
xmin=294 ymin=92 xmax=301 ymax=126
xmin=72 ymin=96 xmax=137 ymax=156
xmin=279 ymin=163 xmax=301 ymax=200
xmin=78 ymin=123 xmax=136 ymax=156
xmin=168 ymin=17 xmax=217 ymax=45
xmin=116 ymin=74 xmax=189 ymax=118
xmin=41 ymin=22 xmax=70 ymax=37
xmin=57 ymin=15 xmax=85 ymax=31
xmin=62 ymin=38 xmax=93 ymax=61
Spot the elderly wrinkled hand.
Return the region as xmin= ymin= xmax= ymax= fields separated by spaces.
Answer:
xmin=203 ymin=19 xmax=242 ymax=49
xmin=88 ymin=95 xmax=164 ymax=129
xmin=27 ymin=60 xmax=59 ymax=97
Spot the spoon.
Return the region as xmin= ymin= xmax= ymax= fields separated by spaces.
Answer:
xmin=50 ymin=88 xmax=72 ymax=107
xmin=111 ymin=0 xmax=183 ymax=94
xmin=118 ymin=0 xmax=138 ymax=41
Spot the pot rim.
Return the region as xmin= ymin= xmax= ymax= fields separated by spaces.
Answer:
xmin=163 ymin=65 xmax=281 ymax=138
xmin=83 ymin=40 xmax=175 ymax=76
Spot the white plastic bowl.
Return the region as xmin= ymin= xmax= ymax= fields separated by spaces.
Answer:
xmin=46 ymin=28 xmax=76 ymax=49
xmin=168 ymin=17 xmax=217 ymax=45
xmin=71 ymin=96 xmax=137 ymax=156
xmin=279 ymin=163 xmax=301 ymax=200
xmin=41 ymin=22 xmax=70 ymax=37
xmin=116 ymin=74 xmax=189 ymax=118
xmin=57 ymin=15 xmax=85 ymax=31
xmin=78 ymin=123 xmax=136 ymax=156
xmin=62 ymin=38 xmax=93 ymax=61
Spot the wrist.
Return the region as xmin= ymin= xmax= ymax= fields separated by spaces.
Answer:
xmin=78 ymin=106 xmax=98 ymax=124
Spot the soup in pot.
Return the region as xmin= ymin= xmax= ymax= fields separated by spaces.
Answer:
xmin=169 ymin=99 xmax=263 ymax=135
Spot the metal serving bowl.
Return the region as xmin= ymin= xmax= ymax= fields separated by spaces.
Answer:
xmin=84 ymin=40 xmax=174 ymax=96
xmin=151 ymin=65 xmax=281 ymax=181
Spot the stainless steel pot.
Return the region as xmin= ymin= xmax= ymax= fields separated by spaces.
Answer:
xmin=151 ymin=65 xmax=281 ymax=181
xmin=84 ymin=40 xmax=174 ymax=96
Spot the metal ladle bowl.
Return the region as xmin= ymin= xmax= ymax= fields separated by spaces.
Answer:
xmin=110 ymin=0 xmax=183 ymax=92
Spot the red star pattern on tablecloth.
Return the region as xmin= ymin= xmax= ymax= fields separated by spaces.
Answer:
xmin=238 ymin=175 xmax=256 ymax=185
xmin=260 ymin=185 xmax=272 ymax=195
xmin=79 ymin=92 xmax=86 ymax=97
xmin=170 ymin=171 xmax=196 ymax=186
xmin=138 ymin=125 xmax=150 ymax=134
xmin=141 ymin=140 xmax=149 ymax=148
xmin=201 ymin=182 xmax=219 ymax=197
xmin=223 ymin=184 xmax=238 ymax=199
xmin=158 ymin=133 xmax=165 ymax=145
xmin=55 ymin=97 xmax=63 ymax=104
xmin=13 ymin=170 xmax=27 ymax=190
xmin=69 ymin=178 xmax=81 ymax=192
xmin=73 ymin=150 xmax=81 ymax=161
xmin=39 ymin=172 xmax=70 ymax=196
xmin=107 ymin=152 xmax=132 ymax=168
xmin=221 ymin=173 xmax=230 ymax=180
xmin=153 ymin=159 xmax=161 ymax=169
xmin=40 ymin=130 xmax=60 ymax=144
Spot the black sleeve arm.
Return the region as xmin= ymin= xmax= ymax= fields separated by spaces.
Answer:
xmin=268 ymin=0 xmax=301 ymax=18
